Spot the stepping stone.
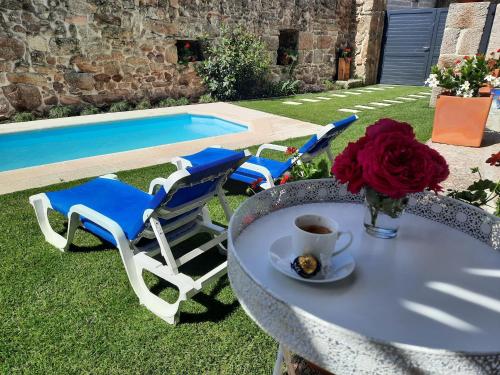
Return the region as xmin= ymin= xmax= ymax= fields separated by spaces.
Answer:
xmin=370 ymin=102 xmax=391 ymax=107
xmin=396 ymin=97 xmax=416 ymax=101
xmin=355 ymin=90 xmax=374 ymax=93
xmin=316 ymin=96 xmax=331 ymax=100
xmin=299 ymin=98 xmax=320 ymax=102
xmin=368 ymin=87 xmax=385 ymax=91
xmin=282 ymin=101 xmax=302 ymax=105
xmin=338 ymin=108 xmax=360 ymax=113
xmin=329 ymin=94 xmax=347 ymax=98
xmin=408 ymin=94 xmax=426 ymax=99
xmin=419 ymin=92 xmax=432 ymax=96
xmin=383 ymin=99 xmax=403 ymax=104
xmin=355 ymin=105 xmax=376 ymax=110
xmin=362 ymin=88 xmax=379 ymax=91
xmin=344 ymin=92 xmax=361 ymax=95
xmin=380 ymin=86 xmax=395 ymax=89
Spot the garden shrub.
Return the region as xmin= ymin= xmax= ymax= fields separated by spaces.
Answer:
xmin=158 ymin=97 xmax=190 ymax=107
xmin=157 ymin=98 xmax=178 ymax=107
xmin=135 ymin=99 xmax=152 ymax=110
xmin=196 ymin=25 xmax=271 ymax=100
xmin=322 ymin=79 xmax=336 ymax=91
xmin=109 ymin=101 xmax=131 ymax=113
xmin=13 ymin=112 xmax=36 ymax=122
xmin=49 ymin=105 xmax=73 ymax=119
xmin=176 ymin=97 xmax=190 ymax=106
xmin=80 ymin=106 xmax=100 ymax=116
xmin=262 ymin=79 xmax=300 ymax=98
xmin=198 ymin=94 xmax=216 ymax=103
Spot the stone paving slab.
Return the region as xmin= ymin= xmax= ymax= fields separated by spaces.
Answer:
xmin=299 ymin=98 xmax=320 ymax=102
xmin=338 ymin=108 xmax=360 ymax=113
xmin=397 ymin=97 xmax=417 ymax=101
xmin=316 ymin=97 xmax=331 ymax=100
xmin=383 ymin=99 xmax=404 ymax=104
xmin=355 ymin=105 xmax=376 ymax=110
xmin=408 ymin=94 xmax=426 ymax=98
xmin=370 ymin=102 xmax=391 ymax=107
xmin=283 ymin=101 xmax=302 ymax=105
xmin=0 ymin=103 xmax=323 ymax=194
xmin=329 ymin=94 xmax=347 ymax=98
xmin=344 ymin=92 xmax=361 ymax=95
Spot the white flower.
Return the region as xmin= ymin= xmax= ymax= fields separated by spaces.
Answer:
xmin=462 ymin=89 xmax=474 ymax=98
xmin=485 ymin=75 xmax=500 ymax=87
xmin=424 ymin=74 xmax=440 ymax=88
xmin=460 ymin=80 xmax=471 ymax=91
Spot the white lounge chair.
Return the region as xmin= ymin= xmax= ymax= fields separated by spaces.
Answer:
xmin=173 ymin=115 xmax=358 ymax=189
xmin=29 ymin=151 xmax=249 ymax=324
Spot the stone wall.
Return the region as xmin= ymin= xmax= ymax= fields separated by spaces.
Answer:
xmin=352 ymin=0 xmax=385 ymax=85
xmin=487 ymin=4 xmax=500 ymax=54
xmin=0 ymin=0 xmax=360 ymax=120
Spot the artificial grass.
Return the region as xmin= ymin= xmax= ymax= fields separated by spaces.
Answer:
xmin=238 ymin=85 xmax=435 ymax=142
xmin=0 ymin=85 xmax=435 ymax=374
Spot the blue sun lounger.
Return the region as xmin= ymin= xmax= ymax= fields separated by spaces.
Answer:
xmin=172 ymin=114 xmax=358 ymax=189
xmin=29 ymin=151 xmax=249 ymax=324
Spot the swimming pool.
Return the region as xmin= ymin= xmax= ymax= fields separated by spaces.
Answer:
xmin=0 ymin=114 xmax=247 ymax=172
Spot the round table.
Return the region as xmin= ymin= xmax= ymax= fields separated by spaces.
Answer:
xmin=227 ymin=179 xmax=500 ymax=375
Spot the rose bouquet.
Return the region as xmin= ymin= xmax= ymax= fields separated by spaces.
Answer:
xmin=332 ymin=119 xmax=449 ymax=238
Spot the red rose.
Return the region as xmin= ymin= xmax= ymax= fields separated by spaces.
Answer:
xmin=332 ymin=119 xmax=448 ymax=198
xmin=365 ymin=118 xmax=415 ymax=140
xmin=331 ymin=137 xmax=367 ymax=194
xmin=464 ymin=55 xmax=470 ymax=60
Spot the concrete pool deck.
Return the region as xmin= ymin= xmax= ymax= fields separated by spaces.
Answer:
xmin=0 ymin=103 xmax=323 ymax=194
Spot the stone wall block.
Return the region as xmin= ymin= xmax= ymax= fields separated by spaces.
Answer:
xmin=486 ymin=4 xmax=500 ymax=55
xmin=456 ymin=28 xmax=484 ymax=55
xmin=298 ymin=32 xmax=314 ymax=50
xmin=439 ymin=28 xmax=460 ymax=55
xmin=445 ymin=2 xmax=489 ymax=30
xmin=64 ymin=72 xmax=95 ymax=91
xmin=0 ymin=37 xmax=25 ymax=61
xmin=6 ymin=72 xmax=47 ymax=86
xmin=2 ymin=84 xmax=42 ymax=111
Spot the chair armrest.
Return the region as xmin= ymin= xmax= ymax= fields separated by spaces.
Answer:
xmin=170 ymin=157 xmax=191 ymax=170
xmin=149 ymin=177 xmax=168 ymax=194
xmin=68 ymin=204 xmax=127 ymax=245
xmin=256 ymin=144 xmax=289 ymax=157
xmin=240 ymin=162 xmax=275 ymax=188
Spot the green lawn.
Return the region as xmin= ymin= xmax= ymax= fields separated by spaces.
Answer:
xmin=0 ymin=85 xmax=435 ymax=374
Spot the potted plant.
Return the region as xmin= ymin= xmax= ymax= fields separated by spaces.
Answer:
xmin=337 ymin=46 xmax=352 ymax=81
xmin=425 ymin=54 xmax=496 ymax=147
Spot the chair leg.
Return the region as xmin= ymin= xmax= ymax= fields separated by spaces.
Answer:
xmin=115 ymin=239 xmax=187 ymax=324
xmin=29 ymin=193 xmax=79 ymax=251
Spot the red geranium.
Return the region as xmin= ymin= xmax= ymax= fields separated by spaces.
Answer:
xmin=285 ymin=146 xmax=298 ymax=155
xmin=331 ymin=118 xmax=449 ymax=199
xmin=184 ymin=42 xmax=191 ymax=49
xmin=486 ymin=152 xmax=500 ymax=166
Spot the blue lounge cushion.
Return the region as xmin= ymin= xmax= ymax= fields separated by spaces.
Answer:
xmin=182 ymin=147 xmax=241 ymax=167
xmin=230 ymin=156 xmax=292 ymax=185
xmin=46 ymin=178 xmax=157 ymax=244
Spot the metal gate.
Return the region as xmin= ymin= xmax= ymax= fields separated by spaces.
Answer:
xmin=379 ymin=8 xmax=448 ymax=86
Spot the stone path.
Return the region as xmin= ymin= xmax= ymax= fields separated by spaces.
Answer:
xmin=282 ymin=86 xmax=432 ymax=117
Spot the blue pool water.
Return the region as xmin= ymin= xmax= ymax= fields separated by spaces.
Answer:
xmin=0 ymin=114 xmax=247 ymax=171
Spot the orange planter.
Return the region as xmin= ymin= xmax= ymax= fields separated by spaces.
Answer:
xmin=338 ymin=58 xmax=350 ymax=81
xmin=431 ymin=95 xmax=493 ymax=147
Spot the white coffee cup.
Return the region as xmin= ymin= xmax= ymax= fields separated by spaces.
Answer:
xmin=292 ymin=214 xmax=353 ymax=260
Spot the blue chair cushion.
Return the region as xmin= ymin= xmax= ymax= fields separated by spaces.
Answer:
xmin=182 ymin=147 xmax=241 ymax=167
xmin=230 ymin=156 xmax=292 ymax=185
xmin=46 ymin=178 xmax=155 ymax=244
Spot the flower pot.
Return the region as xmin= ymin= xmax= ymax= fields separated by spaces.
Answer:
xmin=338 ymin=58 xmax=350 ymax=81
xmin=431 ymin=95 xmax=493 ymax=147
xmin=479 ymin=85 xmax=492 ymax=97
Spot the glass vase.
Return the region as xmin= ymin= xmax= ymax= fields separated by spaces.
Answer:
xmin=363 ymin=187 xmax=408 ymax=239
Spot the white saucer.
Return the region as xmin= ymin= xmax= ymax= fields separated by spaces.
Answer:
xmin=269 ymin=236 xmax=355 ymax=283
